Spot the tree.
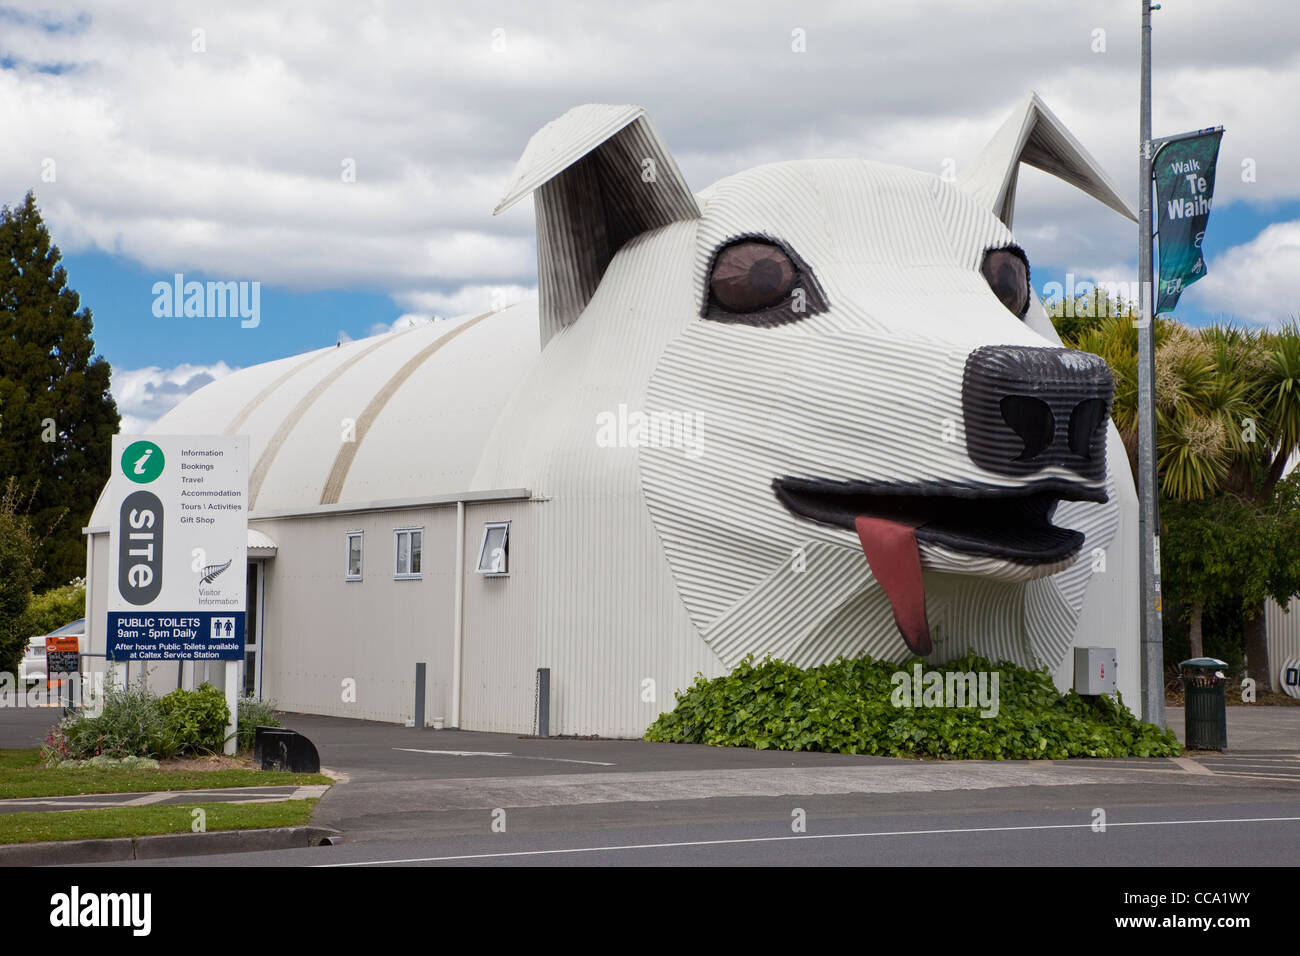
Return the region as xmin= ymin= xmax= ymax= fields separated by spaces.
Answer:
xmin=1060 ymin=313 xmax=1300 ymax=685
xmin=1160 ymin=486 xmax=1300 ymax=662
xmin=0 ymin=478 xmax=44 ymax=676
xmin=0 ymin=191 xmax=120 ymax=586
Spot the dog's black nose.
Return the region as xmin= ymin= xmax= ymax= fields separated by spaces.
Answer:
xmin=961 ymin=345 xmax=1113 ymax=480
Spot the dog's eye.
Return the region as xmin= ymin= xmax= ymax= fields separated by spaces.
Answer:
xmin=710 ymin=241 xmax=796 ymax=311
xmin=981 ymin=246 xmax=1031 ymax=318
xmin=703 ymin=236 xmax=828 ymax=325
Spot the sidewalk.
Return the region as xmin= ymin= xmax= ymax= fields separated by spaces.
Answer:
xmin=1166 ymin=705 xmax=1299 ymax=749
xmin=0 ymin=784 xmax=329 ymax=815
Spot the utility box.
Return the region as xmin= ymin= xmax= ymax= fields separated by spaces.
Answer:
xmin=1074 ymin=646 xmax=1117 ymax=695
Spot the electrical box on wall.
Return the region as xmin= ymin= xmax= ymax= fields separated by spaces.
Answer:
xmin=1074 ymin=646 xmax=1117 ymax=695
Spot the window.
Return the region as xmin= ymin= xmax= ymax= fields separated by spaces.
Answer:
xmin=395 ymin=528 xmax=423 ymax=579
xmin=346 ymin=531 xmax=363 ymax=580
xmin=476 ymin=521 xmax=510 ymax=576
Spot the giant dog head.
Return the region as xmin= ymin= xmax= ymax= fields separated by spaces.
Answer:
xmin=494 ymin=94 xmax=1136 ymax=673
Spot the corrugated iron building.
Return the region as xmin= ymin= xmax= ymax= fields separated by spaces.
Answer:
xmin=84 ymin=97 xmax=1148 ymax=734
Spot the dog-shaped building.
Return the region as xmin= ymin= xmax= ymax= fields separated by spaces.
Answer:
xmin=85 ymin=93 xmax=1140 ymax=735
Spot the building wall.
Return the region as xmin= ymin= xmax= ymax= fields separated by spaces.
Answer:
xmin=1054 ymin=429 xmax=1142 ymax=708
xmin=1264 ymin=596 xmax=1300 ymax=692
xmin=254 ymin=506 xmax=456 ymax=724
xmin=459 ymin=500 xmax=538 ymax=733
xmin=530 ymin=494 xmax=726 ymax=738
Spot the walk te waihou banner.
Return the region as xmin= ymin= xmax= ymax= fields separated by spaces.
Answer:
xmin=1153 ymin=128 xmax=1224 ymax=314
xmin=106 ymin=435 xmax=249 ymax=661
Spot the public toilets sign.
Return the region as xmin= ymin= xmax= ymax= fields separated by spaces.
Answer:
xmin=107 ymin=435 xmax=249 ymax=661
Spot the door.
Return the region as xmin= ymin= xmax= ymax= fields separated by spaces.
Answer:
xmin=243 ymin=561 xmax=265 ymax=698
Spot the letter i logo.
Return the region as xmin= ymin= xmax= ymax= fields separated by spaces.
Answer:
xmin=123 ymin=440 xmax=165 ymax=483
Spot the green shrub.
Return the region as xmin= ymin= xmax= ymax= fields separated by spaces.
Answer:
xmin=158 ymin=684 xmax=231 ymax=756
xmin=237 ymin=696 xmax=280 ymax=751
xmin=44 ymin=679 xmax=233 ymax=762
xmin=44 ymin=677 xmax=167 ymax=762
xmin=18 ymin=578 xmax=85 ymax=639
xmin=645 ymin=653 xmax=1181 ymax=760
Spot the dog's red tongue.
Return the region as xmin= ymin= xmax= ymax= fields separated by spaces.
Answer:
xmin=854 ymin=515 xmax=932 ymax=656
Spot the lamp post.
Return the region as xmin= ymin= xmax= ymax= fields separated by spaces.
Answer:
xmin=1137 ymin=0 xmax=1166 ymax=727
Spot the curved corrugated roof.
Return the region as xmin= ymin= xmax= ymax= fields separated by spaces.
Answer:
xmin=89 ymin=302 xmax=540 ymax=525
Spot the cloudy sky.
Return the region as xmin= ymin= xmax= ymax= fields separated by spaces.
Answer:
xmin=3 ymin=0 xmax=1297 ymax=431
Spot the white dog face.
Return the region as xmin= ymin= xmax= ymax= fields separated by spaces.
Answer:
xmin=496 ymin=99 xmax=1131 ymax=672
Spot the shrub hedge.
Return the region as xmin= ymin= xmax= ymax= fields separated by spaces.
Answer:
xmin=43 ymin=680 xmax=232 ymax=762
xmin=644 ymin=654 xmax=1181 ymax=759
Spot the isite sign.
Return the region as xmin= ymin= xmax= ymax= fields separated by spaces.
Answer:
xmin=107 ymin=435 xmax=249 ymax=661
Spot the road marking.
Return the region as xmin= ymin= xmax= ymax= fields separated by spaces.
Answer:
xmin=392 ymin=748 xmax=616 ymax=767
xmin=317 ymin=815 xmax=1300 ymax=866
xmin=121 ymin=792 xmax=176 ymax=807
xmin=1170 ymin=757 xmax=1215 ymax=775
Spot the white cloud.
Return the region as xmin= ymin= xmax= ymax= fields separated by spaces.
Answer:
xmin=1 ymin=0 xmax=1297 ymax=312
xmin=1186 ymin=220 xmax=1300 ymax=326
xmin=366 ymin=285 xmax=534 ymax=336
xmin=110 ymin=361 xmax=238 ymax=433
xmin=368 ymin=313 xmax=434 ymax=337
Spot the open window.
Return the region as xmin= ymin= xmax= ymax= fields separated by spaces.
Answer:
xmin=346 ymin=531 xmax=363 ymax=581
xmin=476 ymin=521 xmax=510 ymax=576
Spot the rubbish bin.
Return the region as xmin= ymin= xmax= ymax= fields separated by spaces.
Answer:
xmin=1180 ymin=657 xmax=1228 ymax=751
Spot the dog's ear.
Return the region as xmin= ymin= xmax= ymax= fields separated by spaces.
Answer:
xmin=495 ymin=104 xmax=700 ymax=347
xmin=957 ymin=91 xmax=1136 ymax=227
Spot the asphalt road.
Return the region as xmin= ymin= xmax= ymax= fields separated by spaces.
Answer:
xmin=11 ymin=705 xmax=1298 ymax=867
xmin=94 ymin=798 xmax=1300 ymax=866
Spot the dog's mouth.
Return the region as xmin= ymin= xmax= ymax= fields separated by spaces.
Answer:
xmin=772 ymin=477 xmax=1107 ymax=656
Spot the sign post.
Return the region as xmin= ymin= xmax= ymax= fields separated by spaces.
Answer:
xmin=1135 ymin=2 xmax=1224 ymax=728
xmin=1136 ymin=0 xmax=1164 ymax=727
xmin=107 ymin=435 xmax=249 ymax=755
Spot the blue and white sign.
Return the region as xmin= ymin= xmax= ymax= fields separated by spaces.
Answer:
xmin=107 ymin=435 xmax=249 ymax=661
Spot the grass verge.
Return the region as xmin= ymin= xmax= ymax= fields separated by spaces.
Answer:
xmin=0 ymin=749 xmax=331 ymax=800
xmin=0 ymin=799 xmax=317 ymax=845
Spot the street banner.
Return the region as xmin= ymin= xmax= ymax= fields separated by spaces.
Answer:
xmin=107 ymin=435 xmax=248 ymax=661
xmin=1153 ymin=128 xmax=1223 ymax=314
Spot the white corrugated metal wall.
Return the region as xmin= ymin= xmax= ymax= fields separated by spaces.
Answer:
xmin=459 ymin=500 xmax=538 ymax=733
xmin=1264 ymin=597 xmax=1300 ymax=692
xmin=255 ymin=506 xmax=456 ymax=723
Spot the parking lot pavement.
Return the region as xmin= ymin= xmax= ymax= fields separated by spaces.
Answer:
xmin=0 ymin=706 xmax=61 ymax=749
xmin=272 ymin=712 xmax=902 ymax=780
xmin=263 ymin=709 xmax=1300 ymax=846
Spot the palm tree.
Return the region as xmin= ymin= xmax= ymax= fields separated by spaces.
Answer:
xmin=1060 ymin=308 xmax=1300 ymax=681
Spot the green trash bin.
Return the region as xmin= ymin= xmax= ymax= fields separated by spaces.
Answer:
xmin=1180 ymin=657 xmax=1228 ymax=751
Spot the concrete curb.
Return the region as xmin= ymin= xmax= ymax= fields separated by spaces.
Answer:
xmin=0 ymin=825 xmax=341 ymax=866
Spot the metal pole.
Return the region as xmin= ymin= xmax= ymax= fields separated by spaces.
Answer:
xmin=450 ymin=500 xmax=465 ymax=730
xmin=1137 ymin=0 xmax=1166 ymax=727
xmin=414 ymin=662 xmax=426 ymax=730
xmin=536 ymin=667 xmax=550 ymax=738
xmin=223 ymin=660 xmax=238 ymax=755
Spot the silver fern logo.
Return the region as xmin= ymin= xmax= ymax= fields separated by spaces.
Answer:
xmin=199 ymin=559 xmax=232 ymax=586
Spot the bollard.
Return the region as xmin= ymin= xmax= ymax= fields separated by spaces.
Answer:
xmin=414 ymin=662 xmax=426 ymax=730
xmin=537 ymin=667 xmax=550 ymax=738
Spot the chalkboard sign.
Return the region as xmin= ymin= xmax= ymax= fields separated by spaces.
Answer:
xmin=45 ymin=636 xmax=80 ymax=676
